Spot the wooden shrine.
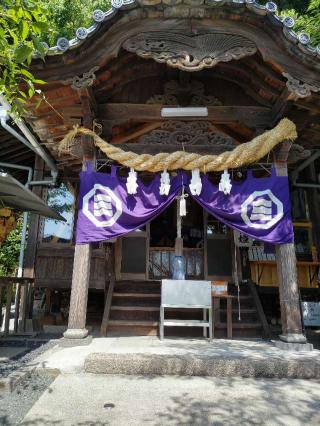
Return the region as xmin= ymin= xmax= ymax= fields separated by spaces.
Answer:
xmin=1 ymin=1 xmax=320 ymax=345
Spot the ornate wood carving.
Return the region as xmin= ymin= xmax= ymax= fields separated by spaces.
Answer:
xmin=123 ymin=32 xmax=257 ymax=71
xmin=147 ymin=80 xmax=222 ymax=106
xmin=138 ymin=121 xmax=236 ymax=148
xmin=283 ymin=72 xmax=320 ymax=99
xmin=287 ymin=144 xmax=311 ymax=164
xmin=64 ymin=66 xmax=99 ymax=90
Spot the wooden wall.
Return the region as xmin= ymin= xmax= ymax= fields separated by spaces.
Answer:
xmin=35 ymin=245 xmax=107 ymax=289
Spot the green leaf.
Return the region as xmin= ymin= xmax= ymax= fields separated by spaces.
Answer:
xmin=19 ymin=20 xmax=29 ymax=41
xmin=32 ymin=21 xmax=48 ymax=33
xmin=33 ymin=79 xmax=46 ymax=85
xmin=15 ymin=44 xmax=33 ymax=63
xmin=35 ymin=98 xmax=42 ymax=109
xmin=28 ymin=87 xmax=35 ymax=98
xmin=19 ymin=68 xmax=34 ymax=79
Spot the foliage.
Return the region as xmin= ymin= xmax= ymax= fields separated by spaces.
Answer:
xmin=39 ymin=0 xmax=111 ymax=45
xmin=278 ymin=0 xmax=309 ymax=13
xmin=46 ymin=184 xmax=74 ymax=215
xmin=0 ymin=216 xmax=22 ymax=276
xmin=0 ymin=0 xmax=47 ymax=112
xmin=279 ymin=0 xmax=320 ymax=45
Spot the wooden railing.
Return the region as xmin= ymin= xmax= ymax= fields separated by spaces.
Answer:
xmin=149 ymin=247 xmax=203 ymax=280
xmin=0 ymin=277 xmax=34 ymax=336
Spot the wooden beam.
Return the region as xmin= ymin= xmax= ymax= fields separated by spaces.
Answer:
xmin=271 ymin=88 xmax=293 ymax=125
xmin=97 ymin=104 xmax=272 ymax=128
xmin=110 ymin=122 xmax=162 ymax=145
xmin=110 ymin=144 xmax=235 ymax=155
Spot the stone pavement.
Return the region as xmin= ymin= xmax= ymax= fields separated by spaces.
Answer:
xmin=34 ymin=337 xmax=320 ymax=378
xmin=21 ymin=373 xmax=320 ymax=426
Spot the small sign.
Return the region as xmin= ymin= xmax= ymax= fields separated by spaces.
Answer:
xmin=211 ymin=281 xmax=228 ymax=296
xmin=301 ymin=302 xmax=320 ymax=326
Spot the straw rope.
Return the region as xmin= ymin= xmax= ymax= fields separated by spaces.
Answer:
xmin=59 ymin=118 xmax=297 ymax=172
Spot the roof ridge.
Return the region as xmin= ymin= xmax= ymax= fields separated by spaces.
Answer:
xmin=33 ymin=1 xmax=320 ymax=62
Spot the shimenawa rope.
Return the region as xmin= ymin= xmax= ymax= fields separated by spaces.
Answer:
xmin=58 ymin=118 xmax=297 ymax=172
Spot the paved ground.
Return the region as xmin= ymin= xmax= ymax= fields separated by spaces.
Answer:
xmin=0 ymin=373 xmax=54 ymax=425
xmin=35 ymin=337 xmax=320 ymax=375
xmin=21 ymin=373 xmax=320 ymax=426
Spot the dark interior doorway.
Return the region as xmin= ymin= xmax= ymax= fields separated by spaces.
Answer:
xmin=149 ymin=198 xmax=204 ymax=279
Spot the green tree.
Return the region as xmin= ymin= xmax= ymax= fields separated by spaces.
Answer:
xmin=40 ymin=0 xmax=111 ymax=45
xmin=279 ymin=0 xmax=320 ymax=45
xmin=0 ymin=218 xmax=23 ymax=276
xmin=0 ymin=0 xmax=47 ymax=112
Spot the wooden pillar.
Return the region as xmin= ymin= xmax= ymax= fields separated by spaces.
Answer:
xmin=275 ymin=243 xmax=306 ymax=342
xmin=63 ymin=102 xmax=95 ymax=339
xmin=63 ymin=243 xmax=92 ymax=338
xmin=274 ymin=144 xmax=307 ymax=345
xmin=19 ymin=156 xmax=44 ymax=332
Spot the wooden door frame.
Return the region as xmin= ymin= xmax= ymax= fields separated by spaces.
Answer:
xmin=115 ymin=224 xmax=150 ymax=281
xmin=203 ymin=211 xmax=235 ymax=282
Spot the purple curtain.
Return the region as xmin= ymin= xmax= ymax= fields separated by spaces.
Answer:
xmin=76 ymin=167 xmax=294 ymax=244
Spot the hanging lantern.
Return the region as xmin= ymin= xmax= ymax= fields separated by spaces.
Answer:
xmin=126 ymin=168 xmax=138 ymax=195
xmin=160 ymin=170 xmax=171 ymax=196
xmin=219 ymin=169 xmax=232 ymax=195
xmin=189 ymin=169 xmax=202 ymax=196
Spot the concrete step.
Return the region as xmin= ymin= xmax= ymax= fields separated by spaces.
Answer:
xmin=84 ymin=350 xmax=320 ymax=379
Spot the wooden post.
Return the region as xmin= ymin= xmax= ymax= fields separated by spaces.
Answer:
xmin=63 ymin=243 xmax=92 ymax=339
xmin=274 ymin=144 xmax=310 ymax=347
xmin=4 ymin=285 xmax=12 ymax=336
xmin=19 ymin=156 xmax=44 ymax=331
xmin=63 ymin=120 xmax=95 ymax=340
xmin=275 ymin=243 xmax=306 ymax=342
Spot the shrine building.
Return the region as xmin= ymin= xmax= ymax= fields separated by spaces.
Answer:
xmin=1 ymin=0 xmax=320 ymax=348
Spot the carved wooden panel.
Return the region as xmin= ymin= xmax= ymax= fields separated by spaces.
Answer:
xmin=123 ymin=32 xmax=257 ymax=71
xmin=147 ymin=80 xmax=222 ymax=106
xmin=139 ymin=121 xmax=236 ymax=148
xmin=283 ymin=72 xmax=320 ymax=99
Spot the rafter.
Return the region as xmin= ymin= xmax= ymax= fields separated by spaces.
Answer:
xmin=110 ymin=122 xmax=162 ymax=145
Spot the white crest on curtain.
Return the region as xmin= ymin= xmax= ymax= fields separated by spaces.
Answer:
xmin=189 ymin=169 xmax=202 ymax=196
xmin=160 ymin=170 xmax=171 ymax=196
xmin=219 ymin=169 xmax=232 ymax=195
xmin=126 ymin=168 xmax=138 ymax=195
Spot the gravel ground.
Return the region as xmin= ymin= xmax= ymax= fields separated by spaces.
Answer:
xmin=0 ymin=373 xmax=55 ymax=425
xmin=0 ymin=340 xmax=58 ymax=378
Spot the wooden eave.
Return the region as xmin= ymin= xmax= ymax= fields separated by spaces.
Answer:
xmin=23 ymin=2 xmax=320 ymax=176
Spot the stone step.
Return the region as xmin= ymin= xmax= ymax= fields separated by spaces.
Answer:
xmin=84 ymin=351 xmax=320 ymax=379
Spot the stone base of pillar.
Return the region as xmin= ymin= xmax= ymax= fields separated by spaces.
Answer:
xmin=60 ymin=335 xmax=93 ymax=347
xmin=280 ymin=333 xmax=307 ymax=344
xmin=274 ymin=340 xmax=313 ymax=352
xmin=63 ymin=328 xmax=89 ymax=339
